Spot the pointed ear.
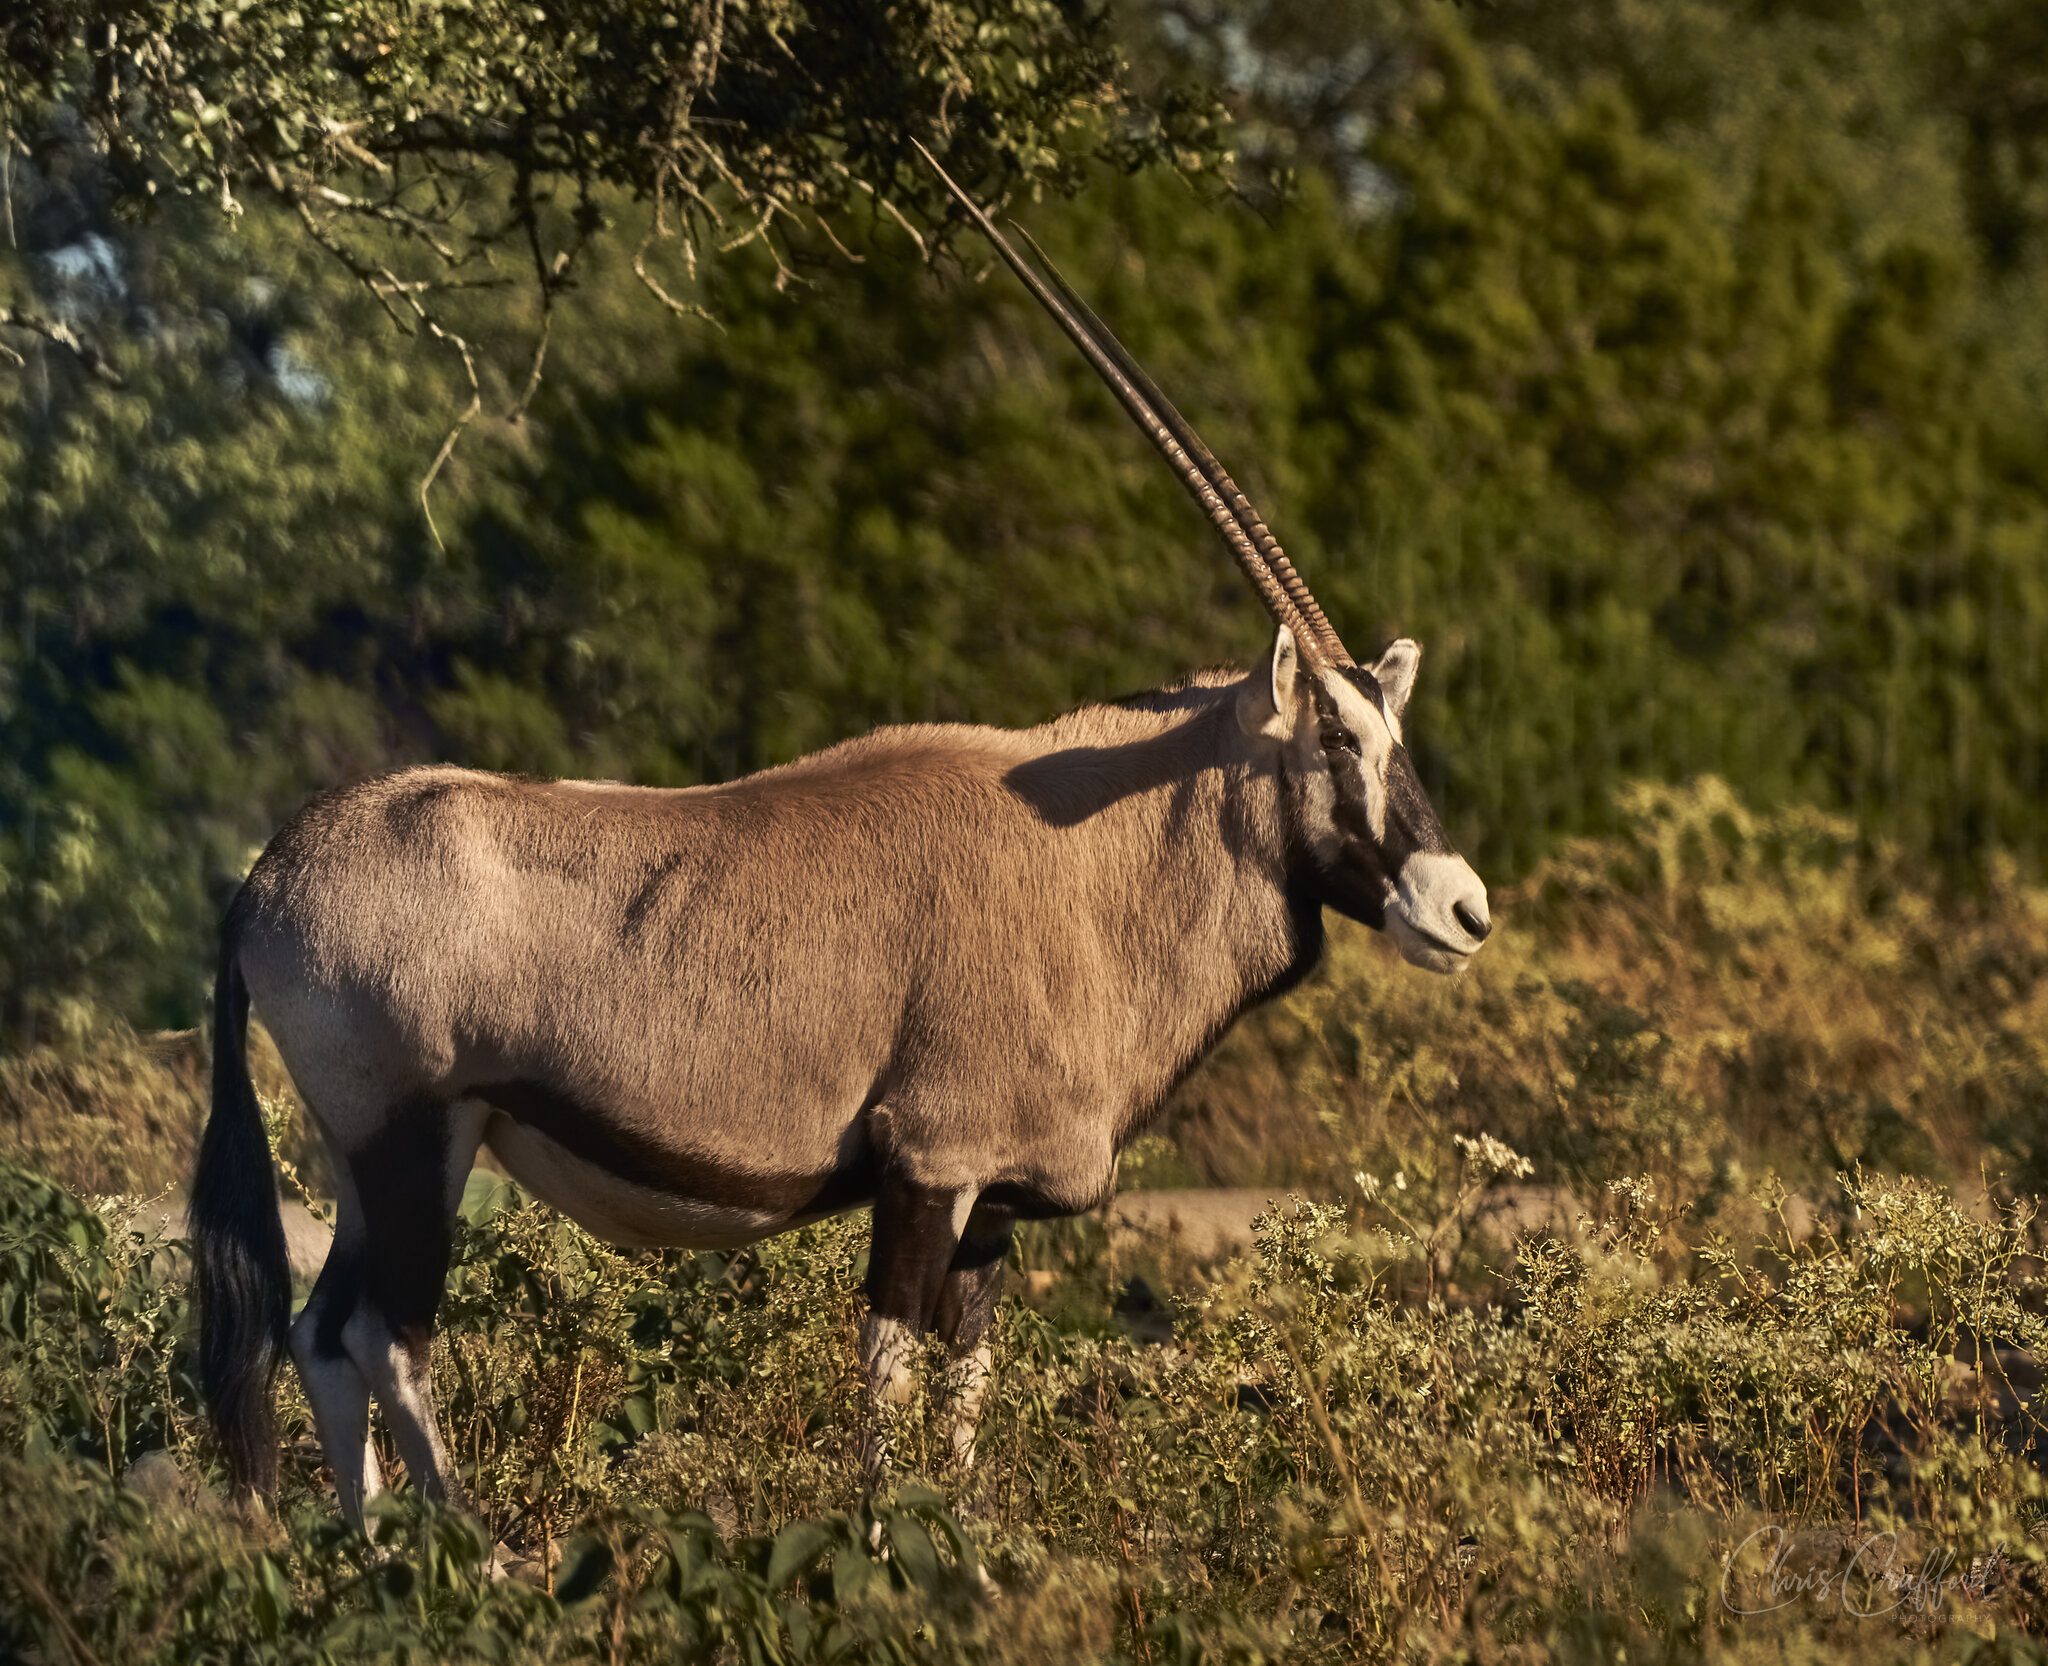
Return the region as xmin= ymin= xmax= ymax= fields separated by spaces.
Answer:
xmin=1371 ymin=638 xmax=1422 ymax=721
xmin=1236 ymin=624 xmax=1302 ymax=741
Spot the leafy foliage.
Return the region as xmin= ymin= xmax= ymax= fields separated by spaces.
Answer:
xmin=1145 ymin=777 xmax=2048 ymax=1225
xmin=0 ymin=0 xmax=1223 ymax=393
xmin=6 ymin=6 xmax=2048 ymax=1659
xmin=5 ymin=1127 xmax=2048 ymax=1661
xmin=5 ymin=793 xmax=2048 ymax=1658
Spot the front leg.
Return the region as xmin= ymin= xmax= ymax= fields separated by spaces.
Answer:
xmin=932 ymin=1203 xmax=1014 ymax=1471
xmin=861 ymin=1175 xmax=972 ymax=1480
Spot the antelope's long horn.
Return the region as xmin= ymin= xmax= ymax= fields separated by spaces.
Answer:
xmin=1006 ymin=221 xmax=1352 ymax=668
xmin=912 ymin=140 xmax=1337 ymax=667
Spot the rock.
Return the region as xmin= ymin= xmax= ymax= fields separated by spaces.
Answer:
xmin=143 ymin=1193 xmax=334 ymax=1285
xmin=123 ymin=1448 xmax=191 ymax=1508
xmin=277 ymin=1199 xmax=333 ymax=1283
xmin=1104 ymin=1189 xmax=1273 ymax=1260
xmin=496 ymin=1542 xmax=549 ymax=1584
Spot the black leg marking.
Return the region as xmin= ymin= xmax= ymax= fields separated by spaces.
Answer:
xmin=933 ymin=1204 xmax=1014 ymax=1471
xmin=307 ymin=1245 xmax=365 ymax=1359
xmin=865 ymin=1175 xmax=967 ymax=1330
xmin=344 ymin=1107 xmax=469 ymax=1505
xmin=353 ymin=1109 xmax=456 ymax=1359
xmin=859 ymin=1174 xmax=971 ymax=1485
xmin=933 ymin=1206 xmax=1014 ymax=1354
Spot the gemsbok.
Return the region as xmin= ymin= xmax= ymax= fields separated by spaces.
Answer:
xmin=192 ymin=145 xmax=1492 ymax=1525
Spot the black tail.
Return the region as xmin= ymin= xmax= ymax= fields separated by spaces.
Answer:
xmin=190 ymin=909 xmax=291 ymax=1498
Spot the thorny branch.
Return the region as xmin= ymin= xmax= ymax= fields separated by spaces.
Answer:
xmin=259 ymin=159 xmax=483 ymax=547
xmin=0 ymin=303 xmax=122 ymax=385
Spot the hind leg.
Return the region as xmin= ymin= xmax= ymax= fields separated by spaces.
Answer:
xmin=342 ymin=1103 xmax=484 ymax=1506
xmin=289 ymin=1178 xmax=384 ymax=1529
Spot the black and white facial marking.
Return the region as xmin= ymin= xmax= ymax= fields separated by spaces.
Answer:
xmin=1244 ymin=626 xmax=1492 ymax=973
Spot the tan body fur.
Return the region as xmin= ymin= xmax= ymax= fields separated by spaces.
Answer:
xmin=238 ymin=673 xmax=1306 ymax=1243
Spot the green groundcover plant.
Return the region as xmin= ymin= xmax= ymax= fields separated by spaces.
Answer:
xmin=5 ymin=1124 xmax=2048 ymax=1662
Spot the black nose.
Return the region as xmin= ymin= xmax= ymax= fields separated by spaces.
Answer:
xmin=1453 ymin=900 xmax=1491 ymax=942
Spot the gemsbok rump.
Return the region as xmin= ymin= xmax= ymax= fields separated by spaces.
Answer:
xmin=192 ymin=146 xmax=1492 ymax=1523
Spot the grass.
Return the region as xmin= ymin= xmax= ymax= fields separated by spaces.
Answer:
xmin=4 ymin=778 xmax=2048 ymax=1662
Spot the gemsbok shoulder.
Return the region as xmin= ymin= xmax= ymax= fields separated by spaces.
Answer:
xmin=192 ymin=145 xmax=1493 ymax=1524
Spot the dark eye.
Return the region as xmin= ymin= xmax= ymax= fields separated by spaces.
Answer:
xmin=1321 ymin=727 xmax=1360 ymax=756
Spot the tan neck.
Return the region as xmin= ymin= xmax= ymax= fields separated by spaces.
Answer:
xmin=1013 ymin=681 xmax=1316 ymax=1130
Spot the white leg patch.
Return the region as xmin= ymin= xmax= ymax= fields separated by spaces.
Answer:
xmin=345 ymin=1311 xmax=454 ymax=1502
xmin=944 ymin=1341 xmax=994 ymax=1470
xmin=860 ymin=1313 xmax=920 ymax=1409
xmin=291 ymin=1322 xmax=382 ymax=1530
xmin=360 ymin=1436 xmax=386 ymax=1508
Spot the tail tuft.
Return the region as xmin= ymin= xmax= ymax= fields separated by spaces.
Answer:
xmin=190 ymin=915 xmax=291 ymax=1499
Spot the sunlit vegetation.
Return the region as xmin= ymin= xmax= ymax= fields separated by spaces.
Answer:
xmin=9 ymin=1 xmax=2048 ymax=1037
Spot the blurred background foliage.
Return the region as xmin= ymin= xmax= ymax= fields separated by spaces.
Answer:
xmin=4 ymin=0 xmax=2048 ymax=1046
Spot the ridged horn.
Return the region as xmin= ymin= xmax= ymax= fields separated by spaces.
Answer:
xmin=912 ymin=139 xmax=1335 ymax=667
xmin=1005 ymin=220 xmax=1352 ymax=668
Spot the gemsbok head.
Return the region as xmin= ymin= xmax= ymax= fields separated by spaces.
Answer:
xmin=913 ymin=144 xmax=1488 ymax=973
xmin=190 ymin=145 xmax=1491 ymax=1539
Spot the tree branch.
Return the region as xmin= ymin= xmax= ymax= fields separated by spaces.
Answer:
xmin=0 ymin=303 xmax=122 ymax=385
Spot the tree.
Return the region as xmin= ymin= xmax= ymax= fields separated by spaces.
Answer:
xmin=0 ymin=0 xmax=1227 ymax=476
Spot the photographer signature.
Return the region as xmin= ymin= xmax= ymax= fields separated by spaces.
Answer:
xmin=1722 ymin=1525 xmax=2007 ymax=1618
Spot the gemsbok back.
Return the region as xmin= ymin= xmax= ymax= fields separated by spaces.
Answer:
xmin=192 ymin=147 xmax=1493 ymax=1525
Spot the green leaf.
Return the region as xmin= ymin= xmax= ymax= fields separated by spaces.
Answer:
xmin=251 ymin=1554 xmax=291 ymax=1637
xmin=765 ymin=1518 xmax=836 ymax=1589
xmin=883 ymin=1512 xmax=941 ymax=1590
xmin=830 ymin=1544 xmax=879 ymax=1603
xmin=553 ymin=1537 xmax=615 ymax=1603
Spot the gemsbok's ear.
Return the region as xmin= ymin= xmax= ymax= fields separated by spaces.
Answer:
xmin=1237 ymin=625 xmax=1302 ymax=742
xmin=1371 ymin=638 xmax=1422 ymax=722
